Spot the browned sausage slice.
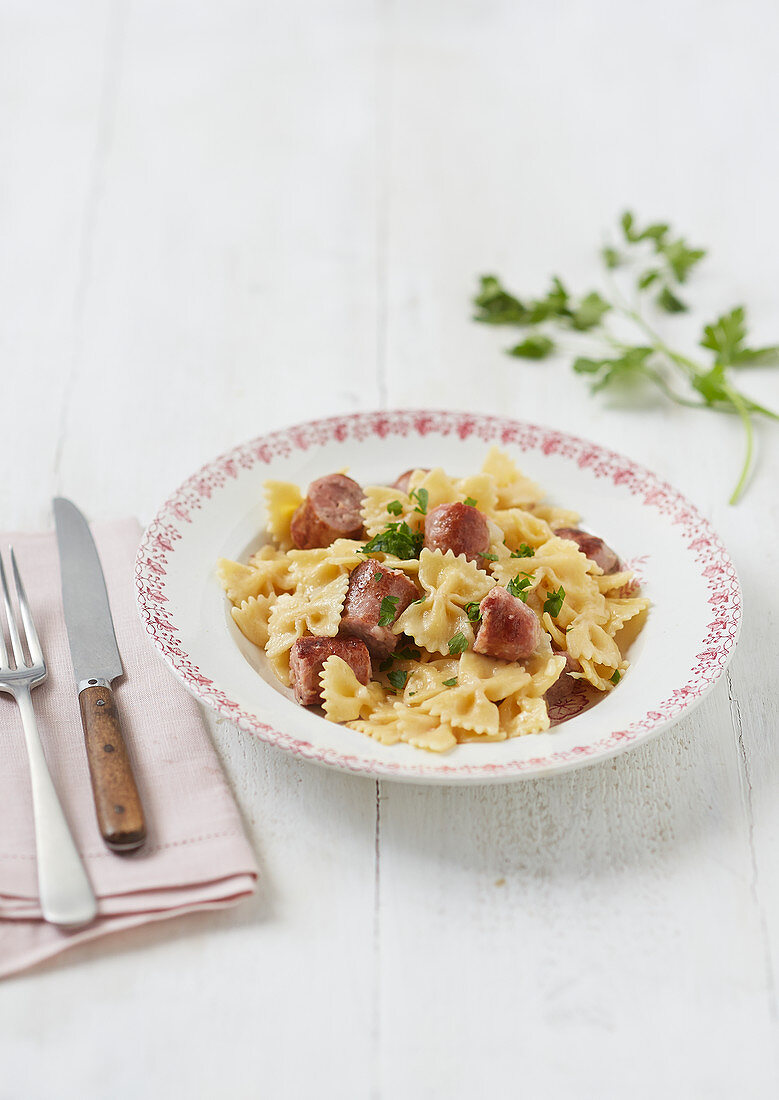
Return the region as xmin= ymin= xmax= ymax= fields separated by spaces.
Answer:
xmin=544 ymin=650 xmax=599 ymax=723
xmin=393 ymin=468 xmax=430 ymax=494
xmin=554 ymin=527 xmax=620 ymax=574
xmin=423 ymin=502 xmax=491 ymax=564
xmin=473 ymin=586 xmax=541 ymax=661
xmin=289 ymin=635 xmax=371 ymax=706
xmin=290 ymin=474 xmax=364 ymax=550
xmin=339 ymin=560 xmax=419 ymax=660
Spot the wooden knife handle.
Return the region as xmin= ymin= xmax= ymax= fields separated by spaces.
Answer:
xmin=79 ymin=684 xmax=146 ymax=851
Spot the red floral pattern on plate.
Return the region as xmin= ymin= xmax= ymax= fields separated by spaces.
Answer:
xmin=135 ymin=410 xmax=741 ymax=781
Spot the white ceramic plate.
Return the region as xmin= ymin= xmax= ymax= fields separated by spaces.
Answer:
xmin=135 ymin=410 xmax=741 ymax=784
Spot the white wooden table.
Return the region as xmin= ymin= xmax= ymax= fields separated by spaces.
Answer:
xmin=2 ymin=2 xmax=779 ymax=1096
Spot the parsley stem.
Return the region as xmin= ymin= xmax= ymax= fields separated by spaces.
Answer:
xmin=723 ymin=383 xmax=754 ymax=504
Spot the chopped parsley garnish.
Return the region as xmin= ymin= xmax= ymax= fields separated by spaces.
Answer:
xmin=442 ymin=677 xmax=458 ymax=687
xmin=409 ymin=487 xmax=429 ymax=515
xmin=463 ymin=496 xmax=477 ymax=507
xmin=506 ymin=574 xmax=532 ymax=601
xmin=610 ymin=670 xmax=621 ymax=685
xmin=386 ymin=500 xmax=403 ymax=516
xmin=448 ymin=631 xmax=469 ymax=655
xmin=543 ymin=585 xmax=566 ymax=617
xmin=395 ymin=644 xmax=421 ymax=662
xmin=387 ymin=669 xmax=409 ymax=691
xmin=378 ymin=596 xmax=400 ymax=627
xmin=379 ymin=657 xmax=395 ymax=673
xmin=480 ymin=552 xmax=498 ymax=562
xmin=511 ymin=543 xmax=535 ymax=558
xmin=464 ymin=601 xmax=482 ymax=623
xmin=361 ymin=521 xmax=424 ymax=560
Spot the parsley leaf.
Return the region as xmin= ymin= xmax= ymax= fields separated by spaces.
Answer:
xmin=511 ymin=543 xmax=534 ymax=558
xmin=663 ymin=238 xmax=706 ymax=283
xmin=464 ymin=601 xmax=482 ymax=623
xmin=378 ymin=596 xmax=400 ymax=627
xmin=602 ymin=246 xmax=621 ymax=269
xmin=447 ymin=631 xmax=469 ymax=655
xmin=361 ymin=522 xmax=424 ymax=560
xmin=473 ymin=275 xmax=531 ymax=325
xmin=508 ymin=334 xmax=555 ymax=359
xmin=386 ymin=500 xmax=403 ymax=516
xmin=463 ymin=496 xmax=477 ymax=507
xmin=700 ymin=307 xmax=779 ymax=368
xmin=479 ymin=552 xmax=498 ymax=562
xmin=410 ymin=487 xmax=428 ymax=515
xmin=506 ymin=574 xmax=532 ymax=601
xmin=610 ymin=670 xmax=621 ymax=684
xmin=571 ymin=291 xmax=611 ymax=331
xmin=657 ymin=285 xmax=687 ymax=313
xmin=442 ymin=677 xmax=458 ymax=687
xmin=543 ymin=585 xmax=565 ymax=617
xmin=387 ymin=669 xmax=409 ymax=691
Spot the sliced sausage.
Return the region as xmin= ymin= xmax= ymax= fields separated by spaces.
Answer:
xmin=289 ymin=635 xmax=371 ymax=707
xmin=290 ymin=474 xmax=364 ymax=550
xmin=424 ymin=502 xmax=490 ymax=564
xmin=339 ymin=560 xmax=419 ymax=660
xmin=544 ymin=650 xmax=598 ymax=723
xmin=554 ymin=527 xmax=620 ymax=574
xmin=393 ymin=468 xmax=430 ymax=494
xmin=473 ymin=585 xmax=541 ymax=661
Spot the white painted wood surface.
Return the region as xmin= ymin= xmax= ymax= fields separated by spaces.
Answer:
xmin=1 ymin=1 xmax=779 ymax=1096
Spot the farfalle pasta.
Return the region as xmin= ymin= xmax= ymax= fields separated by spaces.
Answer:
xmin=216 ymin=448 xmax=649 ymax=753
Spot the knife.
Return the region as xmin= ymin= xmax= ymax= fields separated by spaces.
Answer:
xmin=53 ymin=498 xmax=146 ymax=852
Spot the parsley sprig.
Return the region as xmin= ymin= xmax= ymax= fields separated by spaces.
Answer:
xmin=361 ymin=521 xmax=424 ymax=560
xmin=506 ymin=573 xmax=532 ymax=601
xmin=473 ymin=211 xmax=779 ymax=503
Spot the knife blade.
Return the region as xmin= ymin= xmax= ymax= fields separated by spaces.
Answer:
xmin=53 ymin=498 xmax=146 ymax=851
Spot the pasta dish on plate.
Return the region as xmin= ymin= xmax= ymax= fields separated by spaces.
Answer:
xmin=216 ymin=447 xmax=649 ymax=753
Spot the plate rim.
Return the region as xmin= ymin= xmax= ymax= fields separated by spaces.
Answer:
xmin=134 ymin=408 xmax=742 ymax=784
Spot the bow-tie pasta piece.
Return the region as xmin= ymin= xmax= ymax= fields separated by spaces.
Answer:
xmin=421 ymin=683 xmax=500 ymax=737
xmin=287 ymin=539 xmax=365 ymax=590
xmin=596 ymin=569 xmax=635 ymax=595
xmin=401 ymin=659 xmax=461 ymax=707
xmin=532 ymin=504 xmax=582 ymax=530
xmin=320 ymin=656 xmax=387 ymax=723
xmin=457 ymin=651 xmax=533 ymax=702
xmin=605 ymin=596 xmax=651 ymax=636
xmin=565 ymin=615 xmax=623 ymax=688
xmin=521 ymin=642 xmax=567 ymax=697
xmin=264 ymin=480 xmax=304 ymax=549
xmin=266 ymin=574 xmax=349 ymax=664
xmin=490 ymin=508 xmax=554 ymax=557
xmin=394 ymin=548 xmax=495 ymax=655
xmin=481 ymin=446 xmax=545 ymax=509
xmin=455 ymin=473 xmax=499 ymax=514
xmin=497 ymin=694 xmax=552 ymax=738
xmin=217 ymin=554 xmax=292 ymax=605
xmin=350 ymin=702 xmax=457 ymax=753
xmin=231 ymin=594 xmax=275 ymax=649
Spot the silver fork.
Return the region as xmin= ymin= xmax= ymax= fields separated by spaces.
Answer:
xmin=0 ymin=547 xmax=97 ymax=927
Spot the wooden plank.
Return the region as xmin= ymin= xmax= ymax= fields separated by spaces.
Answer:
xmin=0 ymin=3 xmax=383 ymax=1098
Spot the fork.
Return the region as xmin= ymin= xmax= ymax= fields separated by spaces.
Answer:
xmin=0 ymin=547 xmax=97 ymax=927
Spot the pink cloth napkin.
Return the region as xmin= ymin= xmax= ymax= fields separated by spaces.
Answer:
xmin=0 ymin=518 xmax=257 ymax=979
